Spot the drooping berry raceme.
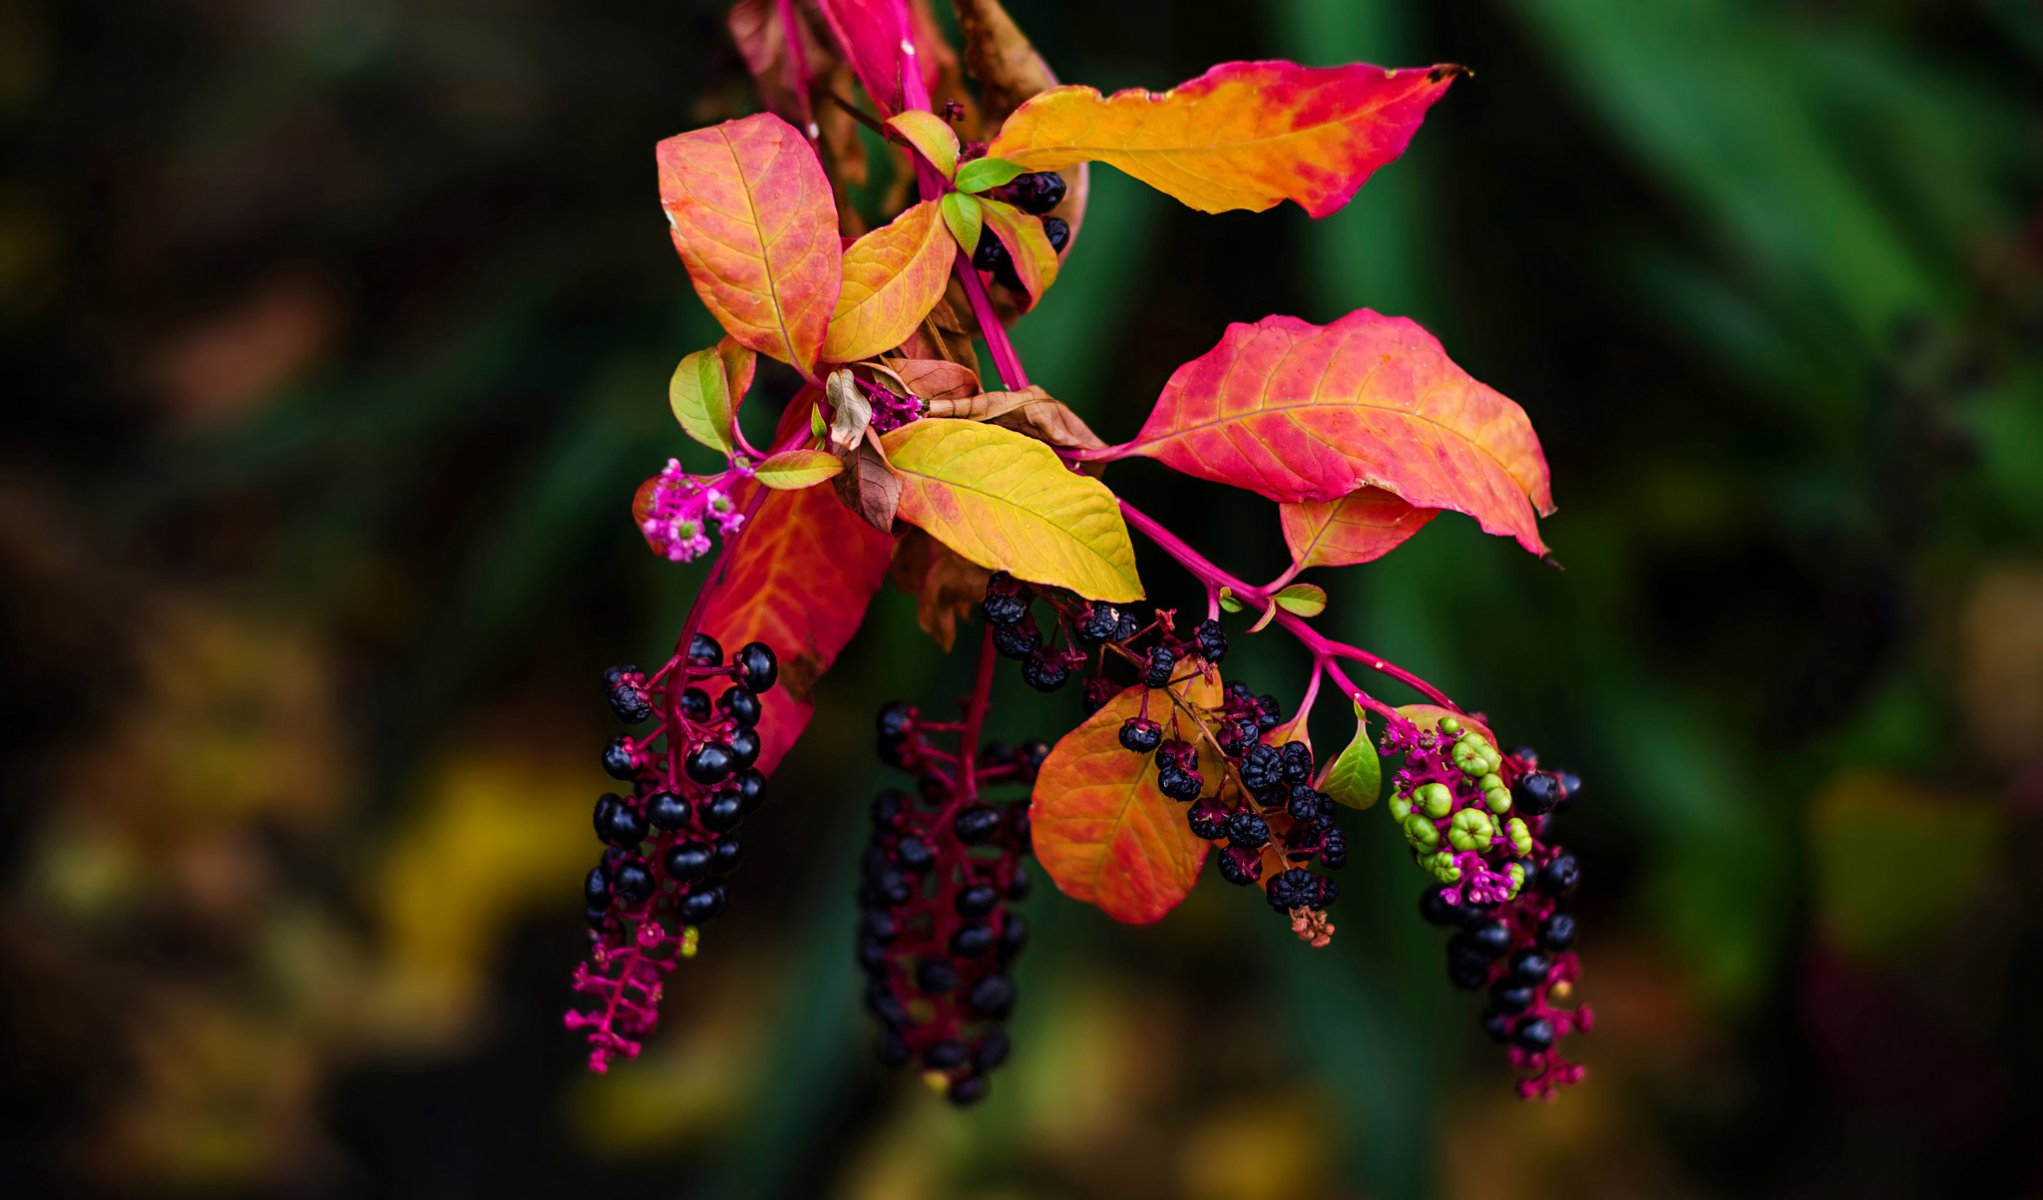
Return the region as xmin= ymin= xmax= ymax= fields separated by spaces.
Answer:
xmin=1387 ymin=716 xmax=1591 ymax=1097
xmin=566 ymin=634 xmax=778 ymax=1071
xmin=862 ymin=699 xmax=1036 ymax=1106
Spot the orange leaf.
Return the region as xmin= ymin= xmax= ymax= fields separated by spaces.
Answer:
xmin=697 ymin=398 xmax=895 ymax=778
xmin=822 ymin=200 xmax=955 ymax=364
xmin=882 ymin=356 xmax=980 ymax=401
xmin=1281 ymin=487 xmax=1441 ymax=569
xmin=1030 ymin=678 xmax=1220 ymax=923
xmin=977 ymin=197 xmax=1059 ymax=308
xmin=880 ymin=418 xmax=1140 ymax=602
xmin=987 ymin=60 xmax=1459 ymax=217
xmin=658 ymin=113 xmax=841 ymax=377
xmin=1126 ymin=311 xmax=1553 ymax=556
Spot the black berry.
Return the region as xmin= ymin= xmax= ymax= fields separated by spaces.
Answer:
xmin=613 ymin=860 xmax=655 ymax=904
xmin=645 ymin=791 xmax=691 ymax=831
xmin=665 ymin=840 xmax=714 ymax=881
xmin=686 ymin=632 xmax=723 ymax=666
xmin=680 ymin=882 xmax=729 ymax=923
xmin=734 ymin=641 xmax=778 ymax=692
xmin=1118 ymin=718 xmax=1163 ymax=754
xmin=685 ymin=742 xmax=735 ymax=785
xmin=719 ymin=685 xmax=761 ymax=727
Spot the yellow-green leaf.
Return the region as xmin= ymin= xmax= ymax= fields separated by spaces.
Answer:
xmin=940 ymin=191 xmax=983 ymax=254
xmin=879 ymin=418 xmax=1142 ymax=602
xmin=822 ymin=200 xmax=954 ymax=364
xmin=754 ymin=449 xmax=843 ymax=490
xmin=886 ymin=110 xmax=959 ymax=178
xmin=1274 ymin=582 xmax=1328 ymax=617
xmin=668 ymin=343 xmax=743 ymax=454
xmin=955 ymin=155 xmax=1028 ymax=193
xmin=1317 ymin=702 xmax=1381 ymax=810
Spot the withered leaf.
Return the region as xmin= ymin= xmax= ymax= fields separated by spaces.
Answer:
xmin=832 ymin=435 xmax=902 ymax=534
xmin=889 ymin=527 xmax=993 ymax=651
xmin=883 ymin=357 xmax=981 ymax=401
xmin=826 ymin=367 xmax=872 ymax=451
xmin=925 ymin=385 xmax=1107 ymax=453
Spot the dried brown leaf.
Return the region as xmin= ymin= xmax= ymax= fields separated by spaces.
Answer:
xmin=925 ymin=385 xmax=1107 ymax=453
xmin=832 ymin=435 xmax=901 ymax=534
xmin=889 ymin=527 xmax=994 ymax=650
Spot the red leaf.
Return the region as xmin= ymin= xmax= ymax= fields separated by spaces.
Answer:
xmin=812 ymin=0 xmax=941 ymax=115
xmin=1030 ymin=678 xmax=1220 ymax=923
xmin=1126 ymin=311 xmax=1554 ymax=555
xmin=658 ymin=113 xmax=842 ymax=378
xmin=988 ymin=60 xmax=1459 ymax=218
xmin=1280 ymin=487 xmax=1440 ymax=569
xmin=696 ymin=394 xmax=894 ymax=777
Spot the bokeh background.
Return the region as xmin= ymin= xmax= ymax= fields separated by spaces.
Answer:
xmin=5 ymin=0 xmax=2041 ymax=1196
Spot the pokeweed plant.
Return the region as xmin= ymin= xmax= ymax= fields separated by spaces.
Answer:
xmin=567 ymin=0 xmax=1591 ymax=1105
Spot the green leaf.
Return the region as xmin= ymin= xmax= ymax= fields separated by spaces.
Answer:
xmin=940 ymin=191 xmax=983 ymax=254
xmin=954 ymin=155 xmax=1028 ymax=194
xmin=1274 ymin=582 xmax=1328 ymax=616
xmin=754 ymin=449 xmax=844 ymax=490
xmin=668 ymin=343 xmax=745 ymax=454
xmin=1217 ymin=586 xmax=1244 ymax=613
xmin=1317 ymin=702 xmax=1381 ymax=810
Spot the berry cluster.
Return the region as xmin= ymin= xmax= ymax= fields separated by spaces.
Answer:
xmin=969 ymin=171 xmax=1070 ymax=293
xmin=978 ymin=570 xmax=1229 ymax=704
xmin=860 ymin=702 xmax=1038 ymax=1106
xmin=1385 ymin=716 xmax=1591 ymax=1097
xmin=565 ymin=632 xmax=779 ymax=1071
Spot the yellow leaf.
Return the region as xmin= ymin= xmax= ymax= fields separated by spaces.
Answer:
xmin=823 ymin=200 xmax=956 ymax=364
xmin=885 ymin=110 xmax=959 ymax=178
xmin=753 ymin=448 xmax=843 ymax=489
xmin=879 ymin=418 xmax=1141 ymax=602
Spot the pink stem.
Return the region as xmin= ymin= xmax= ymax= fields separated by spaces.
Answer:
xmin=774 ymin=0 xmax=819 ymax=141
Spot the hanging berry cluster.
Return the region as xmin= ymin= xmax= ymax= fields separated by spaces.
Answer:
xmin=859 ymin=699 xmax=1038 ymax=1104
xmin=570 ymin=0 xmax=1586 ymax=1102
xmin=566 ymin=634 xmax=778 ymax=1071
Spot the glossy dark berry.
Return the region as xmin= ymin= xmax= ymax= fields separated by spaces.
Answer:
xmin=1468 ymin=918 xmax=1512 ymax=958
xmin=1419 ymin=886 xmax=1462 ymax=926
xmin=584 ymin=866 xmax=611 ymax=910
xmin=1239 ymin=744 xmax=1283 ymax=799
xmin=602 ymin=664 xmax=637 ymax=690
xmin=1009 ymin=170 xmax=1067 ymax=213
xmin=685 ymin=743 xmax=735 ymax=785
xmin=1193 ymin=618 xmax=1227 ymax=664
xmin=584 ymin=904 xmax=611 ymax=929
xmin=956 ymin=883 xmax=999 ymax=919
xmin=1446 ymin=937 xmax=1492 ymax=990
xmin=1266 ymin=867 xmax=1316 ymax=911
xmin=947 ymin=1074 xmax=990 ymax=1107
xmin=1318 ymin=827 xmax=1348 ymax=870
xmin=967 ymin=974 xmax=1015 ymax=1017
xmin=1226 ymin=810 xmax=1271 ymax=851
xmin=725 ymin=726 xmax=761 ymax=769
xmin=700 ymin=791 xmax=743 ymax=832
xmin=733 ymin=768 xmax=766 ymax=812
xmin=1018 ymin=740 xmax=1050 ymax=773
xmin=1142 ymin=646 xmax=1176 ymax=689
xmin=1539 ymin=853 xmax=1580 ymax=896
xmin=1513 ymin=772 xmax=1562 ymax=817
xmin=954 ymin=805 xmax=1001 ymax=845
xmin=998 ymin=914 xmax=1028 ymax=959
xmin=1279 ymin=742 xmax=1314 ymax=783
xmin=686 ymin=632 xmax=723 ymax=666
xmin=1040 ymin=215 xmax=1070 ymax=252
xmin=1006 ymin=864 xmax=1032 ymax=900
xmin=980 ymin=588 xmax=1028 ymax=627
xmin=1119 ymin=718 xmax=1163 ymax=753
xmin=734 ymin=641 xmax=778 ymax=692
xmin=1157 ymin=766 xmax=1202 ymax=802
xmin=1217 ymin=847 xmax=1263 ymax=886
xmin=1113 ymin=611 xmax=1143 ymax=642
xmin=665 ymin=840 xmax=714 ymax=881
xmin=645 ymin=791 xmax=691 ymax=831
xmin=1513 ymin=1016 xmax=1555 ymax=1052
xmin=992 ymin=619 xmax=1042 ymax=661
xmin=1023 ymin=652 xmax=1070 ymax=692
xmin=712 ymin=837 xmax=743 ymax=874
xmin=896 ymin=836 xmax=934 ymax=873
xmin=1552 ymin=770 xmax=1582 ymax=813
xmin=1509 ymin=949 xmax=1552 ymax=985
xmin=602 ymin=736 xmax=638 ymax=780
xmin=1256 ymin=695 xmax=1282 ymax=731
xmin=1187 ymin=798 xmax=1228 ymax=841
xmin=1538 ymin=913 xmax=1577 ymax=951
xmin=596 ymin=796 xmax=648 ymax=848
xmin=1489 ymin=983 xmax=1535 ymax=1015
xmin=1287 ymin=785 xmax=1327 ymax=824
xmin=972 ymin=231 xmax=1010 ymax=273
xmin=1482 ymin=1010 xmax=1514 ymax=1043
xmin=719 ymin=686 xmax=761 ymax=727
xmin=871 ymin=789 xmax=906 ymax=829
xmin=878 ymin=702 xmax=916 ymax=739
xmin=680 ymin=882 xmax=729 ymax=923
xmin=613 ymin=861 xmax=655 ymax=904
xmin=1077 ymin=603 xmax=1121 ymax=644
xmin=679 ymin=687 xmax=711 ymax=721
xmin=608 ymin=682 xmax=653 ymax=724
xmin=1508 ymin=745 xmax=1540 ymax=768
xmin=974 ymin=1033 xmax=1011 ymax=1071
xmin=916 ymin=959 xmax=960 ymax=994
xmin=950 ymin=924 xmax=994 ymax=958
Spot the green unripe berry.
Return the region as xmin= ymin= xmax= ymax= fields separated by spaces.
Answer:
xmin=1439 ymin=717 xmax=1462 ymax=736
xmin=1480 ymin=773 xmax=1512 ymax=813
xmin=1425 ymin=851 xmax=1461 ymax=883
xmin=1448 ymin=809 xmax=1496 ymax=851
xmin=1506 ymin=817 xmax=1533 ymax=857
xmin=1505 ymin=861 xmax=1526 ymax=897
xmin=1388 ymin=790 xmax=1413 ymax=822
xmin=1415 ymin=782 xmax=1454 ymax=819
xmin=1403 ymin=813 xmax=1441 ymax=849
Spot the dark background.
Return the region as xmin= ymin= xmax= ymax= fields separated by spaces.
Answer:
xmin=3 ymin=1 xmax=2041 ymax=1196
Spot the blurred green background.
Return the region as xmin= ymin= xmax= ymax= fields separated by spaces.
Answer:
xmin=4 ymin=0 xmax=2041 ymax=1196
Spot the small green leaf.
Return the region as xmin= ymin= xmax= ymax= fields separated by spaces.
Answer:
xmin=1318 ymin=703 xmax=1381 ymax=810
xmin=954 ymin=156 xmax=1028 ymax=194
xmin=940 ymin=191 xmax=983 ymax=253
xmin=669 ymin=344 xmax=741 ymax=454
xmin=886 ymin=110 xmax=959 ymax=179
xmin=755 ymin=449 xmax=844 ymax=490
xmin=1217 ymin=586 xmax=1244 ymax=613
xmin=809 ymin=402 xmax=828 ymax=439
xmin=1274 ymin=582 xmax=1327 ymax=617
